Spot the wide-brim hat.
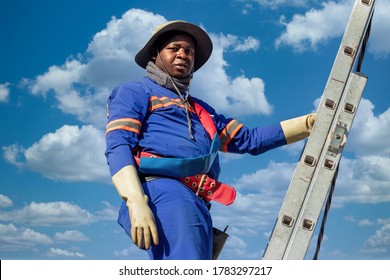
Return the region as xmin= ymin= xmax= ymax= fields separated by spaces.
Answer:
xmin=135 ymin=20 xmax=213 ymax=72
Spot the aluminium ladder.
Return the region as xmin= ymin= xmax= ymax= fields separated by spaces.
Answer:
xmin=263 ymin=0 xmax=375 ymax=260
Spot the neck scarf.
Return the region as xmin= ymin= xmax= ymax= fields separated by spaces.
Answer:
xmin=146 ymin=61 xmax=191 ymax=94
xmin=146 ymin=61 xmax=194 ymax=139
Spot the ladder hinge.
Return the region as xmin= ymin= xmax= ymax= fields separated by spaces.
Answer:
xmin=327 ymin=122 xmax=348 ymax=157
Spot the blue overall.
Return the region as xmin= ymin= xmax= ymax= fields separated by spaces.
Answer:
xmin=105 ymin=77 xmax=287 ymax=259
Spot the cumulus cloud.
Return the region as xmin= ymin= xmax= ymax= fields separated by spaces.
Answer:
xmin=362 ymin=224 xmax=390 ymax=257
xmin=114 ymin=246 xmax=148 ymax=260
xmin=275 ymin=0 xmax=351 ymax=52
xmin=0 ymin=83 xmax=10 ymax=103
xmin=26 ymin=8 xmax=272 ymax=128
xmin=275 ymin=0 xmax=390 ymax=57
xmin=348 ymin=99 xmax=390 ymax=156
xmin=0 ymin=194 xmax=13 ymax=208
xmin=242 ymin=0 xmax=314 ymax=9
xmin=95 ymin=201 xmax=118 ymax=221
xmin=193 ymin=33 xmax=273 ymax=116
xmin=54 ymin=230 xmax=89 ymax=242
xmin=0 ymin=201 xmax=117 ymax=254
xmin=368 ymin=0 xmax=390 ymax=57
xmin=222 ymin=235 xmax=256 ymax=259
xmin=27 ymin=9 xmax=165 ymax=127
xmin=0 ymin=201 xmax=97 ymax=227
xmin=0 ymin=223 xmax=53 ymax=251
xmin=47 ymin=247 xmax=85 ymax=258
xmin=211 ymin=161 xmax=297 ymax=237
xmin=333 ymin=156 xmax=390 ymax=206
xmin=231 ymin=36 xmax=260 ymax=52
xmin=3 ymin=125 xmax=109 ymax=183
xmin=28 ymin=60 xmax=108 ymax=128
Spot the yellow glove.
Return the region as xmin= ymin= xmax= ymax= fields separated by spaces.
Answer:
xmin=112 ymin=165 xmax=159 ymax=250
xmin=280 ymin=113 xmax=316 ymax=144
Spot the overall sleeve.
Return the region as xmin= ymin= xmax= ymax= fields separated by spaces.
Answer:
xmin=193 ymin=98 xmax=287 ymax=155
xmin=105 ymin=83 xmax=149 ymax=176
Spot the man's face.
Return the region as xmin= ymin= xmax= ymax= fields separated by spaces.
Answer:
xmin=155 ymin=33 xmax=196 ymax=79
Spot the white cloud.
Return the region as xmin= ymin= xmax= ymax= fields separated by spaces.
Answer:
xmin=274 ymin=0 xmax=390 ymax=57
xmin=333 ymin=155 xmax=390 ymax=206
xmin=0 ymin=82 xmax=10 ymax=103
xmin=28 ymin=59 xmax=107 ymax=127
xmin=0 ymin=194 xmax=13 ymax=208
xmin=193 ymin=33 xmax=273 ymax=116
xmin=54 ymin=230 xmax=89 ymax=242
xmin=0 ymin=223 xmax=53 ymax=251
xmin=275 ymin=0 xmax=351 ymax=52
xmin=2 ymin=144 xmax=25 ymax=168
xmin=95 ymin=201 xmax=118 ymax=221
xmin=243 ymin=0 xmax=313 ymax=9
xmin=114 ymin=246 xmax=148 ymax=259
xmin=347 ymin=99 xmax=390 ymax=156
xmin=0 ymin=201 xmax=97 ymax=227
xmin=362 ymin=224 xmax=390 ymax=257
xmin=3 ymin=125 xmax=109 ymax=183
xmin=27 ymin=9 xmax=165 ymax=127
xmin=26 ymin=8 xmax=272 ymax=129
xmin=47 ymin=247 xmax=85 ymax=258
xmin=222 ymin=235 xmax=250 ymax=259
xmin=25 ymin=9 xmax=164 ymax=127
xmin=211 ymin=161 xmax=297 ymax=234
xmin=231 ymin=36 xmax=260 ymax=52
xmin=368 ymin=0 xmax=390 ymax=57
xmin=234 ymin=160 xmax=295 ymax=194
xmin=242 ymin=3 xmax=254 ymax=14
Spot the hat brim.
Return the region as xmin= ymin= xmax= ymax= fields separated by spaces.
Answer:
xmin=135 ymin=21 xmax=213 ymax=72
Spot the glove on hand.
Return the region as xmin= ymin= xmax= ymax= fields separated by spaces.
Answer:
xmin=112 ymin=165 xmax=159 ymax=250
xmin=280 ymin=113 xmax=316 ymax=144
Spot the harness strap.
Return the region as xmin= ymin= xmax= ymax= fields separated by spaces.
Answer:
xmin=134 ymin=97 xmax=236 ymax=205
xmin=180 ymin=174 xmax=236 ymax=206
xmin=134 ymin=151 xmax=236 ymax=206
xmin=188 ymin=97 xmax=216 ymax=139
xmin=137 ymin=98 xmax=220 ymax=177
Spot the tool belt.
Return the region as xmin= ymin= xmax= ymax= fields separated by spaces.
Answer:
xmin=134 ymin=151 xmax=236 ymax=206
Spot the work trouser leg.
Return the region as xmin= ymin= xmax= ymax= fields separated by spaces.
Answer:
xmin=118 ymin=178 xmax=213 ymax=260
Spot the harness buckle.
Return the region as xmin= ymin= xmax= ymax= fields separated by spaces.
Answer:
xmin=196 ymin=174 xmax=208 ymax=196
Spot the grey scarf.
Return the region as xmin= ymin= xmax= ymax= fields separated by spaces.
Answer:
xmin=146 ymin=61 xmax=191 ymax=94
xmin=146 ymin=61 xmax=194 ymax=139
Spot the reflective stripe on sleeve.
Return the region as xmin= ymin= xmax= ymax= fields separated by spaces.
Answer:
xmin=219 ymin=120 xmax=243 ymax=152
xmin=105 ymin=118 xmax=142 ymax=136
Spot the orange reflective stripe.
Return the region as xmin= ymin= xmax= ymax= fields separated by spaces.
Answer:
xmin=220 ymin=120 xmax=243 ymax=152
xmin=149 ymin=96 xmax=195 ymax=113
xmin=105 ymin=118 xmax=142 ymax=136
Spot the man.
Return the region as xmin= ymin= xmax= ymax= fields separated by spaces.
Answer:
xmin=105 ymin=20 xmax=315 ymax=260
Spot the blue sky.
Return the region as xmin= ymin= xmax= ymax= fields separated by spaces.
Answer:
xmin=1 ymin=0 xmax=389 ymax=260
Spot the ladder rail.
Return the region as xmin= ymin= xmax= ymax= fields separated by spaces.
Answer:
xmin=263 ymin=0 xmax=376 ymax=260
xmin=284 ymin=72 xmax=367 ymax=259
